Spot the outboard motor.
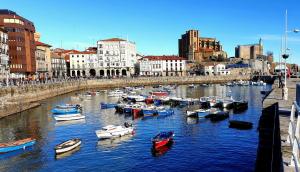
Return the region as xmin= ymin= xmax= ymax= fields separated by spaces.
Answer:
xmin=124 ymin=122 xmax=132 ymax=128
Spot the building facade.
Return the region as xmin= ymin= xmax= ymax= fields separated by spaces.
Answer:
xmin=0 ymin=27 xmax=9 ymax=81
xmin=69 ymin=51 xmax=96 ymax=77
xmin=35 ymin=46 xmax=47 ymax=79
xmin=96 ymin=38 xmax=137 ymax=77
xmin=139 ymin=56 xmax=186 ymax=76
xmin=201 ymin=63 xmax=230 ymax=76
xmin=178 ymin=30 xmax=227 ymax=62
xmin=35 ymin=33 xmax=52 ymax=78
xmin=51 ymin=52 xmax=67 ymax=78
xmin=235 ymin=39 xmax=263 ymax=60
xmin=0 ymin=10 xmax=36 ymax=78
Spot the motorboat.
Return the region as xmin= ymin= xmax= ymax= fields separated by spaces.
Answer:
xmin=208 ymin=97 xmax=223 ymax=108
xmin=100 ymin=102 xmax=117 ymax=109
xmin=195 ymin=109 xmax=211 ymax=118
xmin=127 ymin=95 xmax=146 ymax=102
xmin=199 ymin=97 xmax=210 ymax=109
xmin=152 ymin=131 xmax=174 ymax=149
xmin=54 ymin=114 xmax=85 ymax=121
xmin=233 ymin=100 xmax=248 ymax=111
xmin=0 ymin=138 xmax=36 ymax=153
xmin=188 ymin=84 xmax=196 ymax=88
xmin=95 ymin=123 xmax=134 ymax=139
xmin=56 ymin=104 xmax=81 ymax=109
xmin=229 ymin=120 xmax=253 ymax=130
xmin=142 ymin=106 xmax=158 ymax=116
xmin=157 ymin=109 xmax=174 ymax=116
xmin=55 ymin=138 xmax=81 ymax=154
xmin=52 ymin=108 xmax=80 ymax=114
xmin=108 ymin=90 xmax=125 ymax=97
xmin=206 ymin=111 xmax=229 ymax=122
xmin=151 ymin=91 xmax=168 ymax=97
xmin=222 ymin=99 xmax=234 ymax=109
xmin=186 ymin=110 xmax=198 ymax=117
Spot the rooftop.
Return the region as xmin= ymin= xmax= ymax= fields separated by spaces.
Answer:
xmin=35 ymin=41 xmax=52 ymax=47
xmin=99 ymin=38 xmax=126 ymax=42
xmin=0 ymin=9 xmax=17 ymax=15
xmin=143 ymin=55 xmax=185 ymax=61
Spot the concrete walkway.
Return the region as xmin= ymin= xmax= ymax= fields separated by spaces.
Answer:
xmin=263 ymin=78 xmax=300 ymax=172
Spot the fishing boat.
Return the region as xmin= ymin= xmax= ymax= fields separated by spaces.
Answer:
xmin=0 ymin=138 xmax=36 ymax=153
xmin=229 ymin=120 xmax=253 ymax=130
xmin=54 ymin=114 xmax=85 ymax=121
xmin=95 ymin=123 xmax=134 ymax=139
xmin=52 ymin=108 xmax=80 ymax=114
xmin=55 ymin=138 xmax=81 ymax=154
xmin=100 ymin=102 xmax=117 ymax=109
xmin=152 ymin=131 xmax=174 ymax=149
xmin=208 ymin=97 xmax=223 ymax=108
xmin=199 ymin=97 xmax=210 ymax=109
xmin=195 ymin=109 xmax=211 ymax=118
xmin=222 ymin=99 xmax=234 ymax=109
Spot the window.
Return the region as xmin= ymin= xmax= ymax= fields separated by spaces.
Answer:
xmin=99 ymin=50 xmax=103 ymax=54
xmin=99 ymin=44 xmax=103 ymax=48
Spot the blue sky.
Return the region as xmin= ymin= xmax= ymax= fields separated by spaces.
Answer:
xmin=2 ymin=0 xmax=300 ymax=64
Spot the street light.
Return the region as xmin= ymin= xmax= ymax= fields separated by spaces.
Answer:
xmin=282 ymin=10 xmax=299 ymax=100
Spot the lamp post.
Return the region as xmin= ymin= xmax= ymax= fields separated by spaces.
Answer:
xmin=282 ymin=10 xmax=299 ymax=100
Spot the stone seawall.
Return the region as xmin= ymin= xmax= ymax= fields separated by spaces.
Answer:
xmin=0 ymin=75 xmax=250 ymax=118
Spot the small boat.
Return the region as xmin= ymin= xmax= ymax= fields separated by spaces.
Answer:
xmin=154 ymin=99 xmax=162 ymax=106
xmin=145 ymin=97 xmax=154 ymax=104
xmin=208 ymin=97 xmax=223 ymax=108
xmin=188 ymin=84 xmax=196 ymax=88
xmin=186 ymin=110 xmax=198 ymax=117
xmin=54 ymin=114 xmax=85 ymax=121
xmin=115 ymin=103 xmax=126 ymax=113
xmin=151 ymin=143 xmax=173 ymax=157
xmin=195 ymin=109 xmax=211 ymax=118
xmin=142 ymin=106 xmax=158 ymax=116
xmin=151 ymin=91 xmax=168 ymax=97
xmin=100 ymin=102 xmax=117 ymax=109
xmin=56 ymin=104 xmax=81 ymax=109
xmin=157 ymin=109 xmax=174 ymax=116
xmin=229 ymin=120 xmax=253 ymax=130
xmin=55 ymin=138 xmax=81 ymax=154
xmin=233 ymin=100 xmax=248 ymax=111
xmin=152 ymin=131 xmax=174 ymax=149
xmin=209 ymin=111 xmax=229 ymax=122
xmin=52 ymin=108 xmax=80 ymax=114
xmin=0 ymin=138 xmax=36 ymax=153
xmin=108 ymin=90 xmax=125 ymax=97
xmin=199 ymin=97 xmax=210 ymax=109
xmin=95 ymin=123 xmax=134 ymax=139
xmin=222 ymin=99 xmax=234 ymax=109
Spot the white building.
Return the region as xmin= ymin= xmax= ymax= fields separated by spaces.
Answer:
xmin=69 ymin=51 xmax=96 ymax=77
xmin=51 ymin=52 xmax=67 ymax=78
xmin=96 ymin=38 xmax=137 ymax=77
xmin=0 ymin=28 xmax=9 ymax=82
xmin=203 ymin=63 xmax=230 ymax=75
xmin=140 ymin=56 xmax=186 ymax=76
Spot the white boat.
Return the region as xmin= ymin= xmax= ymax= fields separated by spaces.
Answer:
xmin=188 ymin=84 xmax=196 ymax=88
xmin=55 ymin=138 xmax=81 ymax=154
xmin=95 ymin=123 xmax=134 ymax=139
xmin=222 ymin=99 xmax=234 ymax=108
xmin=195 ymin=109 xmax=211 ymax=118
xmin=186 ymin=110 xmax=198 ymax=117
xmin=54 ymin=114 xmax=85 ymax=121
xmin=108 ymin=90 xmax=125 ymax=97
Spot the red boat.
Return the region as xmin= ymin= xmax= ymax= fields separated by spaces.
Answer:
xmin=151 ymin=91 xmax=168 ymax=97
xmin=145 ymin=97 xmax=154 ymax=104
xmin=152 ymin=131 xmax=174 ymax=149
xmin=132 ymin=108 xmax=141 ymax=118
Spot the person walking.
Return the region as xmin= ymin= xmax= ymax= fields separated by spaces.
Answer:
xmin=278 ymin=72 xmax=283 ymax=88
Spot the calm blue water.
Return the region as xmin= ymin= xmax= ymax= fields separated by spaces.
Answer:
xmin=0 ymin=84 xmax=271 ymax=172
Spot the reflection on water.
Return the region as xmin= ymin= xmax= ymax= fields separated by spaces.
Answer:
xmin=0 ymin=84 xmax=271 ymax=172
xmin=55 ymin=119 xmax=86 ymax=127
xmin=55 ymin=146 xmax=81 ymax=160
xmin=97 ymin=134 xmax=134 ymax=150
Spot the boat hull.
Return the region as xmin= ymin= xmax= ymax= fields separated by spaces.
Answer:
xmin=55 ymin=139 xmax=81 ymax=154
xmin=0 ymin=139 xmax=36 ymax=153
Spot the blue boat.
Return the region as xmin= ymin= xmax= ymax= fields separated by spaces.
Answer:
xmin=157 ymin=109 xmax=174 ymax=116
xmin=154 ymin=99 xmax=162 ymax=106
xmin=142 ymin=108 xmax=158 ymax=116
xmin=0 ymin=138 xmax=36 ymax=153
xmin=52 ymin=108 xmax=79 ymax=114
xmin=100 ymin=103 xmax=117 ymax=109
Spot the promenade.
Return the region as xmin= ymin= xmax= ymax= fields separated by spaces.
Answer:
xmin=263 ymin=78 xmax=300 ymax=172
xmin=0 ymin=75 xmax=250 ymax=118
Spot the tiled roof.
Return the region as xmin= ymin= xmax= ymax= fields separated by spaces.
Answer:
xmin=35 ymin=41 xmax=52 ymax=47
xmin=69 ymin=51 xmax=96 ymax=55
xmin=143 ymin=55 xmax=186 ymax=61
xmin=100 ymin=38 xmax=126 ymax=42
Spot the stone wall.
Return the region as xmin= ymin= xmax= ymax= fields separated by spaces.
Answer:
xmin=0 ymin=75 xmax=250 ymax=118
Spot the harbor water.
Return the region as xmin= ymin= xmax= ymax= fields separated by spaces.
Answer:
xmin=0 ymin=84 xmax=270 ymax=172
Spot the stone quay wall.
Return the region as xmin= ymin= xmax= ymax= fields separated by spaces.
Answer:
xmin=0 ymin=75 xmax=250 ymax=118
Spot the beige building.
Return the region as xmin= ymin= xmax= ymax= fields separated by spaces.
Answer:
xmin=34 ymin=33 xmax=52 ymax=78
xmin=179 ymin=30 xmax=227 ymax=62
xmin=235 ymin=39 xmax=263 ymax=60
